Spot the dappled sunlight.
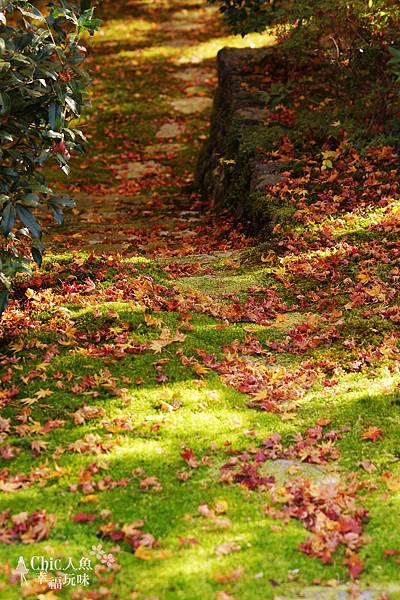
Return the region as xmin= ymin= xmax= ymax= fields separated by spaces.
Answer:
xmin=121 ymin=31 xmax=275 ymax=64
xmin=175 ymin=32 xmax=275 ymax=64
xmin=2 ymin=0 xmax=400 ymax=597
xmin=308 ymin=197 xmax=400 ymax=241
xmin=94 ymin=18 xmax=157 ymax=44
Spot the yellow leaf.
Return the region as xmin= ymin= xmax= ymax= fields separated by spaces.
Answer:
xmin=155 ymin=550 xmax=173 ymax=560
xmin=159 ymin=400 xmax=174 ymax=412
xmin=37 ymin=592 xmax=59 ymax=600
xmin=322 ymin=159 xmax=333 ymax=170
xmin=252 ymin=389 xmax=270 ymax=401
xmin=281 ymin=412 xmax=296 ymax=421
xmin=149 ymin=339 xmax=168 ymax=353
xmin=193 ymin=362 xmax=209 ymax=375
xmin=134 ymin=546 xmax=152 ymax=560
xmin=20 ymin=397 xmax=38 ymax=407
xmin=261 ymin=250 xmax=275 ymax=263
xmin=322 ymin=150 xmax=339 ymax=160
xmin=276 ymin=314 xmax=287 ymax=323
xmin=35 ymin=388 xmax=53 ymax=399
xmin=9 ymin=340 xmax=25 ymax=353
xmin=214 ymin=500 xmax=228 ymax=514
xmin=144 ymin=313 xmax=163 ymax=328
xmin=80 ymin=495 xmax=99 ymax=504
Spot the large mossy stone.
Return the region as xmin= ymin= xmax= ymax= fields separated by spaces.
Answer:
xmin=197 ymin=47 xmax=287 ymax=235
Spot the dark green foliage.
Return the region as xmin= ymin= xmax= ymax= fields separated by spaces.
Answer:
xmin=210 ymin=0 xmax=400 ymax=53
xmin=0 ymin=1 xmax=101 ymax=314
xmin=208 ymin=0 xmax=279 ymax=35
xmin=389 ymin=46 xmax=400 ymax=82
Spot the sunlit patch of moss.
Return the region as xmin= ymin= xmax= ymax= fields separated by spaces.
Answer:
xmin=300 ymin=199 xmax=400 ymax=243
xmin=2 ymin=283 xmax=400 ymax=597
xmin=176 ymin=269 xmax=267 ymax=297
xmin=4 ymin=0 xmax=400 ymax=597
xmin=94 ymin=18 xmax=157 ymax=43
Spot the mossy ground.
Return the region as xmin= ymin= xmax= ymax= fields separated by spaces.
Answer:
xmin=1 ymin=1 xmax=400 ymax=599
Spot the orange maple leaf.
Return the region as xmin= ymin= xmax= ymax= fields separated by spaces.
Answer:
xmin=361 ymin=426 xmax=383 ymax=442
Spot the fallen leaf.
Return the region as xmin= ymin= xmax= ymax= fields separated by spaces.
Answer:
xmin=73 ymin=512 xmax=96 ymax=523
xmin=35 ymin=389 xmax=54 ymax=399
xmin=213 ymin=566 xmax=244 ymax=583
xmin=216 ymin=592 xmax=235 ymax=600
xmin=214 ymin=500 xmax=228 ymax=514
xmin=215 ymin=541 xmax=241 ymax=556
xmin=343 ymin=554 xmax=363 ymax=579
xmin=362 ymin=426 xmax=383 ymax=442
xmin=358 ymin=459 xmax=376 ymax=473
xmin=134 ymin=546 xmax=152 ymax=560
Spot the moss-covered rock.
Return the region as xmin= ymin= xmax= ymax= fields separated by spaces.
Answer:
xmin=197 ymin=47 xmax=287 ymax=234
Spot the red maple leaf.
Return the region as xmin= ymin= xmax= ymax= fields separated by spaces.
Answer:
xmin=343 ymin=554 xmax=363 ymax=579
xmin=362 ymin=426 xmax=383 ymax=442
xmin=180 ymin=447 xmax=198 ymax=469
xmin=73 ymin=512 xmax=96 ymax=523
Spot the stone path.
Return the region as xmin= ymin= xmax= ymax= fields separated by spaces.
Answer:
xmin=47 ymin=0 xmax=275 ymax=261
xmin=41 ymin=3 xmax=398 ymax=599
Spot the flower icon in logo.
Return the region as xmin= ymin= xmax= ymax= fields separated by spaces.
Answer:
xmin=89 ymin=544 xmax=115 ymax=568
xmin=90 ymin=544 xmax=105 ymax=560
xmin=101 ymin=553 xmax=115 ymax=568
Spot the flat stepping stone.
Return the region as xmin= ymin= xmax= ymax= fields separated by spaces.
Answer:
xmin=84 ymin=241 xmax=137 ymax=253
xmin=185 ymin=85 xmax=208 ymax=94
xmin=156 ymin=122 xmax=186 ymax=139
xmin=159 ymin=250 xmax=242 ymax=265
xmin=269 ymin=311 xmax=313 ymax=332
xmin=68 ymin=193 xmax=142 ymax=210
xmin=126 ymin=161 xmax=159 ymax=179
xmin=212 ymin=250 xmax=240 ymax=259
xmin=171 ymin=97 xmax=212 ymax=114
xmin=260 ymin=459 xmax=340 ymax=485
xmin=173 ymin=68 xmax=209 ymax=82
xmin=156 ymin=253 xmax=217 ymax=265
xmin=112 ymin=161 xmax=166 ymax=180
xmin=145 ymin=143 xmax=185 ymax=155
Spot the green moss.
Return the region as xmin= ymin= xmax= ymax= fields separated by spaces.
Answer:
xmin=2 ymin=0 xmax=400 ymax=598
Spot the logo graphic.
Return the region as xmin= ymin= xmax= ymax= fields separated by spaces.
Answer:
xmin=13 ymin=556 xmax=29 ymax=583
xmin=13 ymin=546 xmax=116 ymax=590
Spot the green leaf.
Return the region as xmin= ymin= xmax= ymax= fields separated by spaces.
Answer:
xmin=388 ymin=47 xmax=400 ymax=59
xmin=50 ymin=195 xmax=76 ymax=208
xmin=0 ymin=61 xmax=11 ymax=73
xmin=65 ymin=96 xmax=78 ymax=114
xmin=31 ymin=247 xmax=43 ymax=267
xmin=48 ymin=103 xmax=61 ymax=130
xmin=0 ymin=92 xmax=11 ymax=116
xmin=2 ymin=203 xmax=16 ymax=236
xmin=18 ymin=5 xmax=44 ymax=21
xmin=19 ymin=193 xmax=40 ymax=207
xmin=49 ymin=205 xmax=64 ymax=224
xmin=16 ymin=204 xmax=42 ymax=238
xmin=0 ymin=0 xmax=100 ymax=298
xmin=0 ymin=290 xmax=9 ymax=318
